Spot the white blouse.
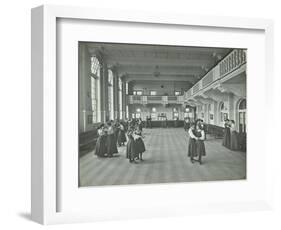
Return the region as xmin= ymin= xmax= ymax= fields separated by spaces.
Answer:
xmin=188 ymin=128 xmax=205 ymax=140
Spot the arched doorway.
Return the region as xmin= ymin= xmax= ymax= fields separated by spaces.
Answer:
xmin=238 ymin=99 xmax=246 ymax=133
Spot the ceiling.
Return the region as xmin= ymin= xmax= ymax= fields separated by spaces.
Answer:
xmin=85 ymin=42 xmax=232 ymax=86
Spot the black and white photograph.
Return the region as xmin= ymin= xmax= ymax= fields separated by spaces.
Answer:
xmin=78 ymin=42 xmax=247 ymax=187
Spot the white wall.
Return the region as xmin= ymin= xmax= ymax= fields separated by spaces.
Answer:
xmin=2 ymin=0 xmax=281 ymax=230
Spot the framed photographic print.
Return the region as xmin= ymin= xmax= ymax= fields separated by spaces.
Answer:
xmin=31 ymin=5 xmax=274 ymax=225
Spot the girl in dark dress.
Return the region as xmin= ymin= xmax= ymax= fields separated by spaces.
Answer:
xmin=106 ymin=121 xmax=118 ymax=157
xmin=133 ymin=126 xmax=146 ymax=161
xmin=117 ymin=123 xmax=127 ymax=146
xmin=222 ymin=119 xmax=231 ymax=149
xmin=126 ymin=127 xmax=137 ymax=163
xmin=113 ymin=121 xmax=120 ymax=145
xmin=187 ymin=124 xmax=197 ymax=162
xmin=94 ymin=124 xmax=107 ymax=157
xmin=188 ymin=120 xmax=206 ymax=164
xmin=138 ymin=118 xmax=143 ymax=131
xmin=230 ymin=120 xmax=239 ymax=150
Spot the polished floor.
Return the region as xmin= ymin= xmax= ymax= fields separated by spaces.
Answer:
xmin=79 ymin=128 xmax=246 ymax=187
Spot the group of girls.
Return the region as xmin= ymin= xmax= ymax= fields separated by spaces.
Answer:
xmin=187 ymin=119 xmax=206 ymax=165
xmin=94 ymin=120 xmax=127 ymax=158
xmin=222 ymin=119 xmax=239 ymax=151
xmin=94 ymin=118 xmax=146 ymax=163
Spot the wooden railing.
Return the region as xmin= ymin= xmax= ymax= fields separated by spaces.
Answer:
xmin=185 ymin=49 xmax=247 ymax=98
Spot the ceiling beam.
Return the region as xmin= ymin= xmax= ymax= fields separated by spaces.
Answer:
xmin=106 ymin=57 xmax=215 ymax=67
xmin=125 ymin=74 xmax=197 ymax=83
xmin=116 ymin=66 xmax=203 ymax=76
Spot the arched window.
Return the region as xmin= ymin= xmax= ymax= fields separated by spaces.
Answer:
xmin=238 ymin=99 xmax=247 ymax=133
xmin=239 ymin=99 xmax=246 ymax=110
xmin=90 ymin=56 xmax=100 ymax=123
xmin=220 ymin=102 xmax=228 ymax=122
xmin=119 ymin=78 xmax=123 ymax=119
xmin=108 ymin=69 xmax=114 ymax=120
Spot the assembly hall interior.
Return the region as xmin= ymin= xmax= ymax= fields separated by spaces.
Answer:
xmin=78 ymin=42 xmax=247 ymax=187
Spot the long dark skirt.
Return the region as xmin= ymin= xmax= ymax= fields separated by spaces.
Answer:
xmin=188 ymin=138 xmax=197 ymax=157
xmin=134 ymin=138 xmax=145 ymax=154
xmin=222 ymin=128 xmax=231 ymax=148
xmin=188 ymin=139 xmax=206 ymax=157
xmin=107 ymin=134 xmax=118 ymax=156
xmin=196 ymin=140 xmax=206 ymax=156
xmin=126 ymin=137 xmax=135 ymax=159
xmin=118 ymin=130 xmax=127 ymax=145
xmin=114 ymin=129 xmax=119 ymax=144
xmin=95 ymin=135 xmax=106 ymax=157
xmin=230 ymin=131 xmax=239 ymax=150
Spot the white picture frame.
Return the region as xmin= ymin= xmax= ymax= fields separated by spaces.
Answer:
xmin=31 ymin=5 xmax=274 ymax=225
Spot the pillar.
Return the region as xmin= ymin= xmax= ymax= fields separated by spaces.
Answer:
xmin=228 ymin=93 xmax=235 ymax=120
xmin=122 ymin=78 xmax=127 ymax=119
xmin=99 ymin=57 xmax=109 ymax=123
xmin=79 ymin=44 xmax=91 ymax=132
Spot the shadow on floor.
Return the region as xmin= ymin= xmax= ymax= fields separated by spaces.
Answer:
xmin=18 ymin=212 xmax=32 ymax=221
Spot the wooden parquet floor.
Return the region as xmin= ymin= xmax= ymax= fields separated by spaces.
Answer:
xmin=79 ymin=128 xmax=246 ymax=187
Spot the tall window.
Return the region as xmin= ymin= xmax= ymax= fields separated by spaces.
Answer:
xmin=108 ymin=69 xmax=114 ymax=120
xmin=90 ymin=56 xmax=100 ymax=123
xmin=150 ymin=90 xmax=157 ymax=96
xmin=119 ymin=78 xmax=123 ymax=119
xmin=151 ymin=107 xmax=157 ymax=120
xmin=238 ymin=99 xmax=246 ymax=133
xmin=174 ymin=91 xmax=181 ymax=96
xmin=126 ymin=82 xmax=128 ymax=95
xmin=220 ymin=102 xmax=228 ymax=122
xmin=126 ymin=105 xmax=129 ymax=119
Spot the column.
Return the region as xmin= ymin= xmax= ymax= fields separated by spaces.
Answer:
xmin=228 ymin=93 xmax=235 ymax=120
xmin=121 ymin=77 xmax=127 ymax=119
xmin=99 ymin=55 xmax=108 ymax=122
xmin=213 ymin=101 xmax=218 ymax=125
xmin=79 ymin=44 xmax=91 ymax=132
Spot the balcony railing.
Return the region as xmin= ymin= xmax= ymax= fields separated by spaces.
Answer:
xmin=185 ymin=49 xmax=246 ymax=99
xmin=128 ymin=95 xmax=184 ymax=105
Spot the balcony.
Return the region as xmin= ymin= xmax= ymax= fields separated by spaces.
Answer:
xmin=185 ymin=49 xmax=247 ymax=99
xmin=128 ymin=95 xmax=184 ymax=105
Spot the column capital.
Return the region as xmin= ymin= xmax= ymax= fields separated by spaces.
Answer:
xmin=120 ymin=74 xmax=129 ymax=82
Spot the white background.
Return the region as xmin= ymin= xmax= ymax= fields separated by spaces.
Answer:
xmin=0 ymin=0 xmax=280 ymax=229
